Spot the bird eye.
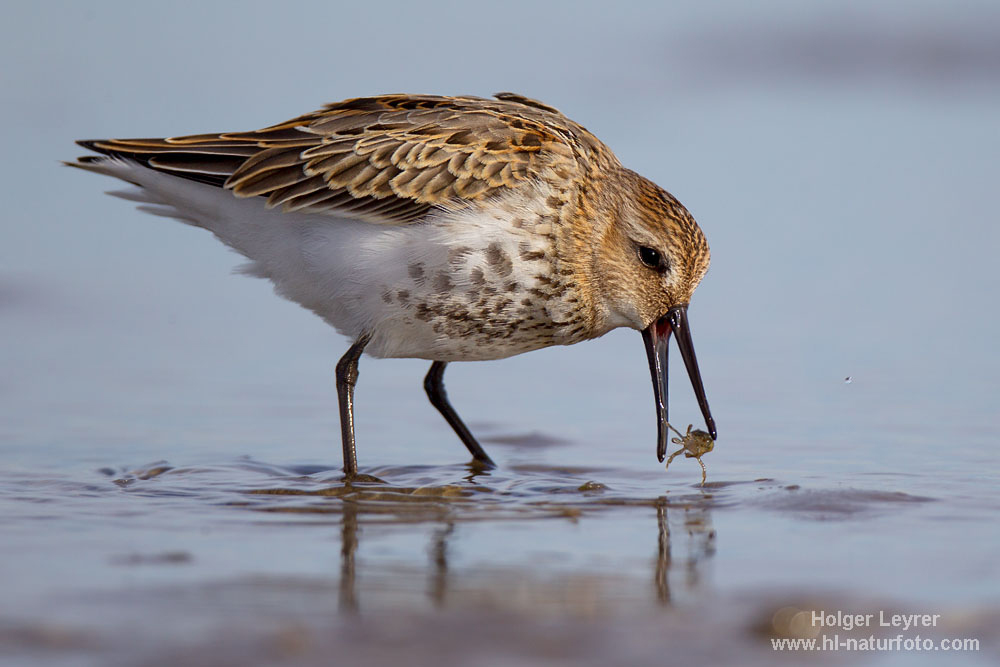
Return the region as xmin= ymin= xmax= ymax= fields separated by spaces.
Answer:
xmin=638 ymin=246 xmax=667 ymax=272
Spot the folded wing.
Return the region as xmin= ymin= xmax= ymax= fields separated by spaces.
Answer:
xmin=73 ymin=93 xmax=600 ymax=225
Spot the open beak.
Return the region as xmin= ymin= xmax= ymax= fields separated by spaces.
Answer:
xmin=641 ymin=304 xmax=717 ymax=461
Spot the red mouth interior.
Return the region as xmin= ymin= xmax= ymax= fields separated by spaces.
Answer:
xmin=655 ymin=318 xmax=672 ymax=339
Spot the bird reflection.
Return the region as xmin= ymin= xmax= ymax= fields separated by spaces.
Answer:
xmin=334 ymin=490 xmax=716 ymax=612
xmin=654 ymin=496 xmax=717 ymax=605
xmin=655 ymin=502 xmax=672 ymax=603
xmin=428 ymin=521 xmax=455 ymax=606
xmin=338 ymin=500 xmax=359 ymax=613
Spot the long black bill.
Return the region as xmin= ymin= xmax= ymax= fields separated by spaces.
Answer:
xmin=641 ymin=304 xmax=717 ymax=462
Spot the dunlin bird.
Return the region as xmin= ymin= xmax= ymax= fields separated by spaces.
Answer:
xmin=69 ymin=93 xmax=716 ymax=474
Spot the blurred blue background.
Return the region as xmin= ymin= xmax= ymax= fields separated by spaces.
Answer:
xmin=3 ymin=1 xmax=998 ymax=469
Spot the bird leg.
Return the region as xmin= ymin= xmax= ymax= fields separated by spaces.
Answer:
xmin=336 ymin=334 xmax=370 ymax=476
xmin=424 ymin=361 xmax=496 ymax=468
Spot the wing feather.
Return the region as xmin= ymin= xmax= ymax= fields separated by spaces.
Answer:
xmin=72 ymin=93 xmax=612 ymax=225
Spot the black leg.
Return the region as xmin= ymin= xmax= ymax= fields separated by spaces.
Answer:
xmin=336 ymin=335 xmax=370 ymax=476
xmin=424 ymin=361 xmax=496 ymax=468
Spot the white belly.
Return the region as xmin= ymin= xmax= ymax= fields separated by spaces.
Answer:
xmin=96 ymin=159 xmax=580 ymax=361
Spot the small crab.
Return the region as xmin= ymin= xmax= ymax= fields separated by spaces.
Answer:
xmin=664 ymin=423 xmax=715 ymax=486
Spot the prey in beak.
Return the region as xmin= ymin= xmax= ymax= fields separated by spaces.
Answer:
xmin=641 ymin=304 xmax=716 ymax=461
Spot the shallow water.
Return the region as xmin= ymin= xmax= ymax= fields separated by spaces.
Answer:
xmin=3 ymin=1 xmax=1000 ymax=665
xmin=1 ymin=453 xmax=997 ymax=666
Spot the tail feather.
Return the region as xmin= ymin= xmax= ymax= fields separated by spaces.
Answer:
xmin=69 ymin=139 xmax=240 ymax=188
xmin=63 ymin=155 xmax=142 ymax=186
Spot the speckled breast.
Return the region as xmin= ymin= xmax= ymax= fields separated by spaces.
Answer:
xmin=365 ymin=192 xmax=593 ymax=361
